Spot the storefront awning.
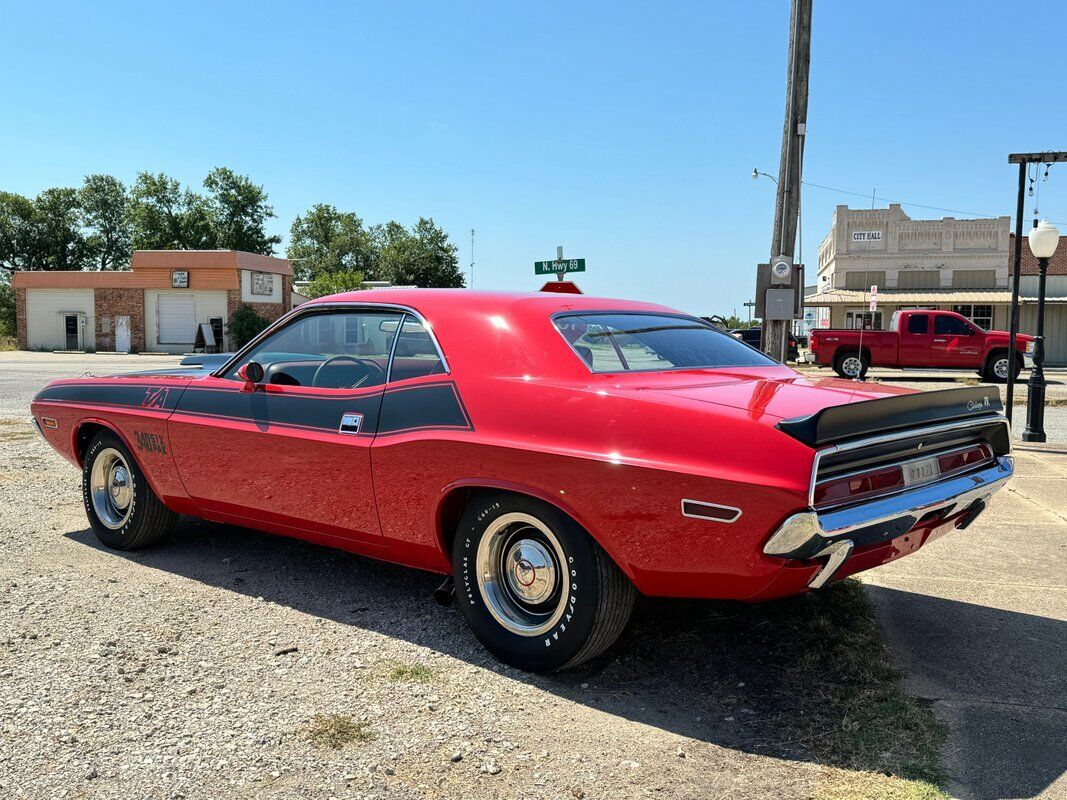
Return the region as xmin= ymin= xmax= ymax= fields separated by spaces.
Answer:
xmin=804 ymin=289 xmax=1066 ymax=306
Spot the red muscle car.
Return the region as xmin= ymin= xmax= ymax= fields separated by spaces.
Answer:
xmin=31 ymin=290 xmax=1014 ymax=672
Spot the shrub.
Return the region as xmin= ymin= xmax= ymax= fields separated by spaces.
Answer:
xmin=228 ymin=304 xmax=270 ymax=350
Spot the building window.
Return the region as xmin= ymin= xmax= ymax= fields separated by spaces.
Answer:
xmin=952 ymin=304 xmax=993 ymax=330
xmin=897 ymin=270 xmax=940 ymax=289
xmin=844 ymin=271 xmax=886 ymax=291
xmin=951 ymin=270 xmax=996 ymax=289
xmin=844 ymin=310 xmax=883 ymax=330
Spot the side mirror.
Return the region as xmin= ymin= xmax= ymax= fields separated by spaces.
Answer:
xmin=237 ymin=361 xmax=264 ymax=391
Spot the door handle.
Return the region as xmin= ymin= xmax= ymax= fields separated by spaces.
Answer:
xmin=933 ymin=338 xmax=946 ymax=343
xmin=339 ymin=413 xmax=364 ymax=435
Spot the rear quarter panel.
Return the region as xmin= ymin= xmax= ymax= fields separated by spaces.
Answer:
xmin=372 ymin=374 xmax=816 ymax=600
xmin=31 ymin=377 xmax=198 ymax=514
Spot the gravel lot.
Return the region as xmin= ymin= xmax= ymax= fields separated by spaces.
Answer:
xmin=0 ymin=352 xmax=1018 ymax=799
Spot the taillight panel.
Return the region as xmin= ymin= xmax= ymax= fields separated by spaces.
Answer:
xmin=813 ymin=442 xmax=993 ymax=510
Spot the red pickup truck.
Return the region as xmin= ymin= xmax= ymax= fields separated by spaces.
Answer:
xmin=809 ymin=310 xmax=1034 ymax=382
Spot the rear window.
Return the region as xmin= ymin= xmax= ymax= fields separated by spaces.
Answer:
xmin=555 ymin=313 xmax=776 ymax=373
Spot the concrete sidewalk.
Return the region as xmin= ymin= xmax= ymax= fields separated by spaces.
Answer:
xmin=864 ymin=444 xmax=1067 ymax=800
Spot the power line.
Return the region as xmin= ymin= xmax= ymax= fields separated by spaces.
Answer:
xmin=799 ymin=179 xmax=1066 ymax=227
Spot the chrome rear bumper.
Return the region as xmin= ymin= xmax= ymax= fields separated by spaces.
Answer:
xmin=764 ymin=455 xmax=1014 ymax=588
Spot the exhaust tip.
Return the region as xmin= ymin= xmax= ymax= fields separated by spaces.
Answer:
xmin=433 ymin=577 xmax=455 ymax=607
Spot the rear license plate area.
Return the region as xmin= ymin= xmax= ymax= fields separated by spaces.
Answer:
xmin=902 ymin=456 xmax=940 ymax=486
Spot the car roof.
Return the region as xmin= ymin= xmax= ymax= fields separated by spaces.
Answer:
xmin=305 ymin=288 xmax=678 ymax=317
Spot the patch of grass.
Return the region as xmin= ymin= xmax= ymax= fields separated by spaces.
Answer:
xmin=305 ymin=714 xmax=374 ymax=749
xmin=818 ymin=766 xmax=947 ymax=800
xmin=386 ymin=661 xmax=435 ymax=683
xmin=776 ymin=580 xmax=949 ymax=798
xmin=0 ymin=337 xmax=16 ymax=352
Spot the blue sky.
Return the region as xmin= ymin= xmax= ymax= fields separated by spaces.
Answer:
xmin=2 ymin=1 xmax=1065 ymax=317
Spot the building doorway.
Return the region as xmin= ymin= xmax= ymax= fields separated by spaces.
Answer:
xmin=844 ymin=309 xmax=883 ymax=330
xmin=115 ymin=315 xmax=131 ymax=353
xmin=63 ymin=315 xmax=80 ymax=349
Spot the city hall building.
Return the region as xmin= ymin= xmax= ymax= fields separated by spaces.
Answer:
xmin=13 ymin=250 xmax=293 ymax=353
xmin=806 ymin=204 xmax=1067 ymax=365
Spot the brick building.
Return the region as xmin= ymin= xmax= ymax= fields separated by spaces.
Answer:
xmin=12 ymin=250 xmax=293 ymax=353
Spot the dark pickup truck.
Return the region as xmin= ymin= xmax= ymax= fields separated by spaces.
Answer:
xmin=809 ymin=309 xmax=1034 ymax=382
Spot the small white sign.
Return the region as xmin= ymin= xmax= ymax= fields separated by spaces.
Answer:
xmin=852 ymin=230 xmax=883 ymax=242
xmin=251 ymin=271 xmax=275 ymax=296
xmin=171 ymin=270 xmax=189 ymax=288
xmin=870 ymin=284 xmax=878 ymax=311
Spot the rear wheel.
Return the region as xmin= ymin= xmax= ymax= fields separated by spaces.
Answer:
xmin=82 ymin=430 xmax=177 ymax=550
xmin=453 ymin=492 xmax=636 ymax=672
xmin=834 ymin=350 xmax=868 ymax=379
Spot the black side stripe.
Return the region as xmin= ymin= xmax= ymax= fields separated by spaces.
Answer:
xmin=36 ymin=383 xmax=184 ymax=411
xmin=38 ymin=380 xmax=474 ymax=436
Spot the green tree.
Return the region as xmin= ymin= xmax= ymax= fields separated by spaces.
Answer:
xmin=129 ymin=172 xmax=218 ymax=251
xmin=80 ymin=174 xmax=132 ymax=270
xmin=0 ymin=280 xmax=15 ymax=338
xmin=305 ymin=268 xmax=366 ymax=299
xmin=203 ymin=167 xmax=281 ymax=255
xmin=0 ymin=191 xmax=45 ymax=271
xmin=35 ymin=188 xmax=89 ymax=270
xmin=376 ymin=217 xmax=464 ymax=288
xmin=287 ymin=204 xmax=378 ymax=281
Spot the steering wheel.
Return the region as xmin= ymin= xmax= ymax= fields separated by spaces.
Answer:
xmin=311 ymin=355 xmax=385 ymax=389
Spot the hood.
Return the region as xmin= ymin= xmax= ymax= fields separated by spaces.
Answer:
xmin=984 ymin=329 xmax=1034 ymax=343
xmin=626 ymin=368 xmax=917 ymax=424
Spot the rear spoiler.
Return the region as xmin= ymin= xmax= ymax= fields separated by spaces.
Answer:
xmin=776 ymin=386 xmax=1004 ymax=447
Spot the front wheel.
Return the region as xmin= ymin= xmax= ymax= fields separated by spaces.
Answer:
xmin=453 ymin=492 xmax=636 ymax=672
xmin=82 ymin=430 xmax=177 ymax=550
xmin=983 ymin=352 xmax=1021 ymax=383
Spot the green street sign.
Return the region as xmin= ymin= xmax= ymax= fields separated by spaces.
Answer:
xmin=535 ymin=258 xmax=586 ymax=275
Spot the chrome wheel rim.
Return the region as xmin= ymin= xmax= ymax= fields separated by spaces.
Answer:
xmin=842 ymin=356 xmax=863 ymax=377
xmin=476 ymin=512 xmax=568 ymax=637
xmin=90 ymin=448 xmax=133 ymax=530
xmin=993 ymin=358 xmax=1010 ymax=380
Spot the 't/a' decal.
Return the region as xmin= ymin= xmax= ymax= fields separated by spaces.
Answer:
xmin=141 ymin=387 xmax=171 ymax=409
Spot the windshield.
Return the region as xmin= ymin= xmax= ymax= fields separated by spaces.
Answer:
xmin=555 ymin=312 xmax=777 ymax=373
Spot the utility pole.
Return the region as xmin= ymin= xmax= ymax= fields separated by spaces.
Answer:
xmin=470 ymin=229 xmax=475 ymax=289
xmin=762 ymin=0 xmax=811 ymax=362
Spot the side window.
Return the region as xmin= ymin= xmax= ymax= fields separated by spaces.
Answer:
xmin=225 ymin=310 xmax=402 ymax=389
xmin=907 ymin=314 xmax=929 ymax=334
xmin=934 ymin=315 xmax=973 ymax=336
xmin=387 ymin=317 xmax=446 ymax=381
xmin=558 ymin=320 xmax=626 ymax=371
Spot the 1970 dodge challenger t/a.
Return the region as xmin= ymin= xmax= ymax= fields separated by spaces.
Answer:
xmin=31 ymin=290 xmax=1014 ymax=671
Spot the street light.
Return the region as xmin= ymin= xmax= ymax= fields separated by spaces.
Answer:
xmin=1022 ymin=218 xmax=1060 ymax=442
xmin=752 ymin=167 xmax=778 ymax=184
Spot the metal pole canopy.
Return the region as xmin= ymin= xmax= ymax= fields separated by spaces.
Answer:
xmin=1005 ymin=152 xmax=1067 ymax=424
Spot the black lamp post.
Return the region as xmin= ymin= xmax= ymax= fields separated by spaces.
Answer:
xmin=1022 ymin=219 xmax=1060 ymax=443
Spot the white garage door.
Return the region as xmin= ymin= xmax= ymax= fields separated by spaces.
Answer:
xmin=157 ymin=294 xmax=196 ymax=344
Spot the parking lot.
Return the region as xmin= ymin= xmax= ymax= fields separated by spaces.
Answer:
xmin=1 ymin=352 xmax=1064 ymax=800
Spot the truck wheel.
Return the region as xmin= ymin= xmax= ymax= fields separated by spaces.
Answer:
xmin=82 ymin=430 xmax=177 ymax=550
xmin=453 ymin=492 xmax=636 ymax=673
xmin=834 ymin=350 xmax=867 ymax=379
xmin=983 ymin=352 xmax=1019 ymax=383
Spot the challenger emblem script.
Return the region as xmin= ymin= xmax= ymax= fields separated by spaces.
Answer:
xmin=134 ymin=431 xmax=167 ymax=455
xmin=966 ymin=397 xmax=992 ymax=412
xmin=141 ymin=387 xmax=171 ymax=409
